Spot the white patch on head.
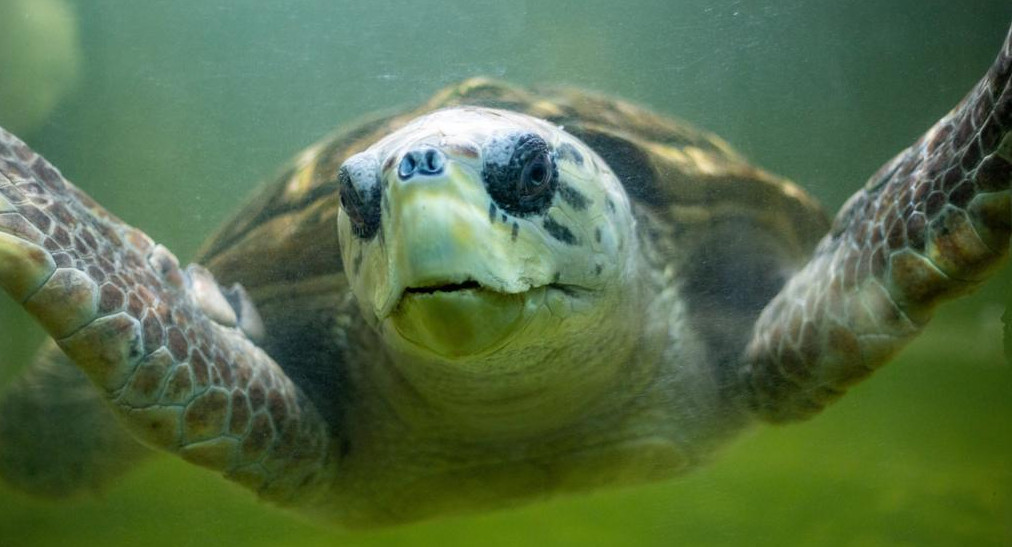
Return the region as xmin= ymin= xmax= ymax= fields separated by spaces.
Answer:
xmin=341 ymin=153 xmax=380 ymax=186
xmin=482 ymin=133 xmax=516 ymax=168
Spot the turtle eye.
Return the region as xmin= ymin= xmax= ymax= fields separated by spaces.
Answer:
xmin=338 ymin=153 xmax=382 ymax=240
xmin=483 ymin=132 xmax=558 ymax=217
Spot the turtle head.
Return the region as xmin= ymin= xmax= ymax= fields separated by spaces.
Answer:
xmin=337 ymin=108 xmax=645 ymax=434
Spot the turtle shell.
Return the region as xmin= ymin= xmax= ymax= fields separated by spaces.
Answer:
xmin=196 ymin=78 xmax=829 ymax=425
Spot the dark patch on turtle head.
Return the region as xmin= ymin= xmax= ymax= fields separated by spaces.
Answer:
xmin=543 ymin=216 xmax=578 ymax=245
xmin=559 ymin=183 xmax=591 ymax=211
xmin=556 ymin=142 xmax=585 ymax=166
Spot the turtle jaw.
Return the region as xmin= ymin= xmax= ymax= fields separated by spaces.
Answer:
xmin=386 ymin=281 xmax=586 ymax=359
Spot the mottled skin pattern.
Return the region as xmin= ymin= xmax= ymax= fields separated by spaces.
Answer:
xmin=742 ymin=27 xmax=1012 ymax=421
xmin=0 ymin=134 xmax=337 ymax=507
xmin=0 ymin=26 xmax=1008 ymax=528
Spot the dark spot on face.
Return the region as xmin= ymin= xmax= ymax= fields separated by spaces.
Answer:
xmin=559 ymin=183 xmax=590 ymax=211
xmin=594 ymin=227 xmax=602 ymax=244
xmin=543 ymin=216 xmax=578 ymax=245
xmin=556 ymin=142 xmax=585 ymax=166
xmin=511 ymin=222 xmax=519 ymax=242
xmin=606 ymin=198 xmax=616 ymax=214
xmin=489 ymin=202 xmax=498 ymax=224
xmin=595 ymin=264 xmax=603 ymax=276
xmin=553 ymin=271 xmax=561 ymax=283
xmin=501 ymin=213 xmax=507 ymax=223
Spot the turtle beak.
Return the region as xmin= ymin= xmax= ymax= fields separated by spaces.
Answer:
xmin=372 ymin=159 xmax=555 ymax=357
xmin=373 ymin=160 xmax=507 ymax=317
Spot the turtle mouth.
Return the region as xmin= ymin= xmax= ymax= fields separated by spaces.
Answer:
xmin=387 ymin=279 xmax=585 ymax=358
xmin=400 ymin=279 xmax=582 ymax=299
xmin=403 ymin=280 xmax=484 ymax=295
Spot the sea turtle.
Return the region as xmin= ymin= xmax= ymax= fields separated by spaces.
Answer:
xmin=0 ymin=26 xmax=1009 ymax=528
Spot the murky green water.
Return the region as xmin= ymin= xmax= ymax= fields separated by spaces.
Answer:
xmin=1 ymin=1 xmax=1010 ymax=545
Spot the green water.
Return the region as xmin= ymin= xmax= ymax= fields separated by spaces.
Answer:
xmin=1 ymin=1 xmax=1010 ymax=545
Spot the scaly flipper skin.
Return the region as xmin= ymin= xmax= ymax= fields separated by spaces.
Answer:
xmin=0 ymin=129 xmax=337 ymax=506
xmin=744 ymin=27 xmax=1012 ymax=422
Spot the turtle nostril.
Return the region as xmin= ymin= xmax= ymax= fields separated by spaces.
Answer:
xmin=398 ymin=153 xmax=419 ymax=180
xmin=421 ymin=148 xmax=444 ymax=175
xmin=398 ymin=148 xmax=445 ymax=180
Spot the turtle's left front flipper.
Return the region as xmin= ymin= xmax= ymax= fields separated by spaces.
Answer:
xmin=0 ymin=128 xmax=337 ymax=507
xmin=744 ymin=25 xmax=1012 ymax=422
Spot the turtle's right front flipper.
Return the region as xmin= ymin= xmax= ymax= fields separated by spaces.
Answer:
xmin=743 ymin=25 xmax=1012 ymax=422
xmin=0 ymin=127 xmax=338 ymax=508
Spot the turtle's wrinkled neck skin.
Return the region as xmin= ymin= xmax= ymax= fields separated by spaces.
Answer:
xmin=336 ymin=108 xmax=652 ymax=438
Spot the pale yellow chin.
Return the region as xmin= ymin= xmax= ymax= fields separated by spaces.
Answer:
xmin=387 ymin=286 xmax=545 ymax=359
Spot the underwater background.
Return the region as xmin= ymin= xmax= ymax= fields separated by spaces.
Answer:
xmin=0 ymin=0 xmax=1010 ymax=545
